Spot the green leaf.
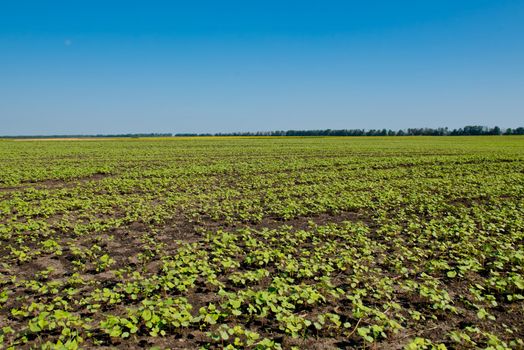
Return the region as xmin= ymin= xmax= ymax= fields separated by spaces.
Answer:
xmin=29 ymin=322 xmax=41 ymax=332
xmin=142 ymin=309 xmax=152 ymax=321
xmin=220 ymin=330 xmax=229 ymax=340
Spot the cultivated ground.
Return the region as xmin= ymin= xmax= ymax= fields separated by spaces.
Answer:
xmin=0 ymin=136 xmax=523 ymax=349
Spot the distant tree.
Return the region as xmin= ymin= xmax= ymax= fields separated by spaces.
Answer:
xmin=462 ymin=125 xmax=486 ymax=135
xmin=491 ymin=126 xmax=501 ymax=135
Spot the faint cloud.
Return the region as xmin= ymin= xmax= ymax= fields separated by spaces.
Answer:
xmin=64 ymin=39 xmax=72 ymax=46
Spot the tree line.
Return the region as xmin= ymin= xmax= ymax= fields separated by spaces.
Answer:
xmin=2 ymin=126 xmax=523 ymax=139
xmin=175 ymin=125 xmax=524 ymax=137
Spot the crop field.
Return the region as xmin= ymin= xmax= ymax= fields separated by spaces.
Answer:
xmin=0 ymin=136 xmax=523 ymax=349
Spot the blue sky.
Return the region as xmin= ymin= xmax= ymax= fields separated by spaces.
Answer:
xmin=1 ymin=0 xmax=523 ymax=135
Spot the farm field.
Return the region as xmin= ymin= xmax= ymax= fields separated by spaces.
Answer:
xmin=0 ymin=136 xmax=523 ymax=349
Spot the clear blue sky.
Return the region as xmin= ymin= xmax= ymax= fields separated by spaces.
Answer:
xmin=1 ymin=0 xmax=523 ymax=135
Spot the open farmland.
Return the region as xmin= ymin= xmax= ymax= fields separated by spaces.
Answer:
xmin=0 ymin=136 xmax=523 ymax=349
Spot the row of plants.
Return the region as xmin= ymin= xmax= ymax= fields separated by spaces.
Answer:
xmin=0 ymin=136 xmax=523 ymax=348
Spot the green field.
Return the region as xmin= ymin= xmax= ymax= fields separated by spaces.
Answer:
xmin=0 ymin=136 xmax=523 ymax=349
